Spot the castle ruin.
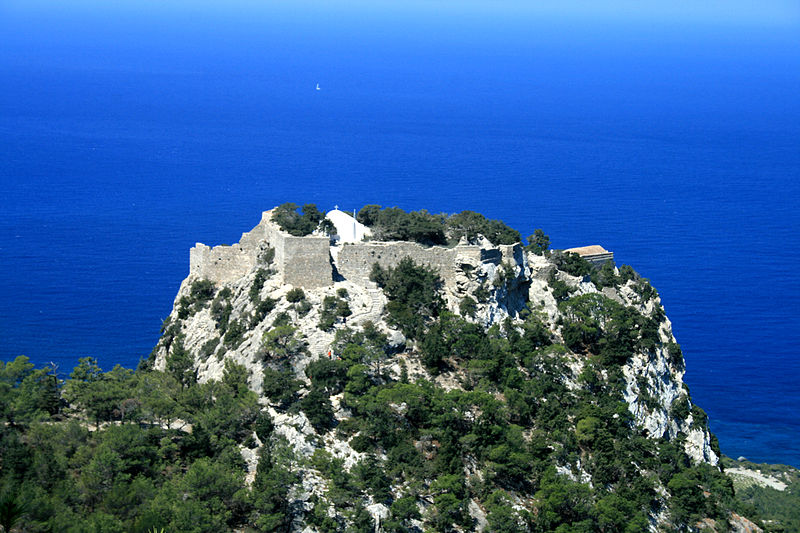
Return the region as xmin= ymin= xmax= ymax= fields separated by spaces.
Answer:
xmin=189 ymin=209 xmax=526 ymax=293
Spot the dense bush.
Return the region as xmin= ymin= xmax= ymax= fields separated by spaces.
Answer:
xmin=262 ymin=324 xmax=305 ymax=361
xmin=459 ymin=296 xmax=477 ymax=317
xmin=356 ymin=205 xmax=521 ymax=246
xmin=272 ymin=202 xmax=330 ymax=236
xmin=210 ymin=287 xmax=233 ymax=332
xmin=249 ymin=268 xmax=271 ymax=303
xmin=258 ymin=245 xmax=275 ymax=265
xmin=251 ymin=296 xmax=277 ymax=327
xmin=552 ymin=251 xmax=593 ymax=277
xmin=370 ymin=258 xmax=444 ymax=339
xmin=190 ymin=279 xmax=216 ymax=303
xmin=177 ymin=279 xmax=216 ymax=319
xmin=317 ymin=294 xmax=350 ymax=331
xmin=547 ymin=270 xmax=575 ymax=303
xmin=558 ymin=293 xmax=660 ymax=365
xmin=526 ymin=228 xmax=550 ymax=255
xmin=591 ymin=260 xmax=619 ymax=288
xmin=286 ymin=287 xmax=306 ymax=303
xmin=445 ymin=210 xmax=520 ymax=245
xmin=222 ymin=319 xmax=246 ymax=348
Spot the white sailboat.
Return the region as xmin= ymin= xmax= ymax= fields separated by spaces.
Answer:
xmin=316 ymin=83 xmax=321 ymax=91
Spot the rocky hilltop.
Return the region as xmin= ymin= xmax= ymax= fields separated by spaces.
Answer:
xmin=147 ymin=205 xmax=753 ymax=531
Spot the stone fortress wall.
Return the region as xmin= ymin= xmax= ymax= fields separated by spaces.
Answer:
xmin=335 ymin=241 xmax=522 ymax=288
xmin=190 ymin=211 xmax=333 ymax=289
xmin=189 ymin=243 xmax=256 ymax=283
xmin=189 ymin=209 xmax=527 ymax=291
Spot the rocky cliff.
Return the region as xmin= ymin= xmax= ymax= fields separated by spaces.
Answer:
xmin=149 ymin=209 xmax=744 ymax=532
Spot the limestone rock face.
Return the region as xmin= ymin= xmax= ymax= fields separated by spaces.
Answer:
xmin=152 ymin=212 xmax=726 ymax=531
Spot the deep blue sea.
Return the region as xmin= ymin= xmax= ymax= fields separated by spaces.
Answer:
xmin=2 ymin=1 xmax=799 ymax=466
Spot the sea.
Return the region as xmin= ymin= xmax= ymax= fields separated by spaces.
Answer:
xmin=1 ymin=1 xmax=799 ymax=466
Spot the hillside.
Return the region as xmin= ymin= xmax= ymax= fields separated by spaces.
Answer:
xmin=0 ymin=204 xmax=767 ymax=532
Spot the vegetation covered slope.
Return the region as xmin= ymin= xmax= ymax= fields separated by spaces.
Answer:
xmin=0 ymin=207 xmax=774 ymax=532
xmin=721 ymin=456 xmax=800 ymax=532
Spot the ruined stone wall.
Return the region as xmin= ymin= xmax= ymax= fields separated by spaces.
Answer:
xmin=189 ymin=243 xmax=255 ymax=282
xmin=188 ymin=209 xmax=521 ymax=291
xmin=336 ymin=242 xmax=452 ymax=284
xmin=188 ymin=213 xmax=274 ymax=284
xmin=281 ymin=236 xmax=333 ymax=288
xmin=189 ymin=211 xmax=332 ymax=289
xmin=262 ymin=216 xmax=332 ymax=289
xmin=335 ymin=241 xmax=498 ymax=290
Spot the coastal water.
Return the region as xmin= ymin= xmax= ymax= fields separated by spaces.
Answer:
xmin=1 ymin=1 xmax=799 ymax=466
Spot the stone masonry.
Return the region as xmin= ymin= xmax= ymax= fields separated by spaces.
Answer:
xmin=189 ymin=209 xmax=526 ymax=291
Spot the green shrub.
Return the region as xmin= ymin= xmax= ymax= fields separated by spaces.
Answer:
xmin=666 ymin=342 xmax=683 ymax=366
xmin=445 ymin=210 xmax=520 ymax=245
xmin=271 ymin=312 xmax=292 ymax=328
xmin=254 ymin=411 xmax=274 ymax=442
xmin=459 ymin=296 xmax=477 ymax=317
xmin=251 ymin=297 xmax=277 ymax=327
xmin=552 ymin=251 xmax=593 ymax=277
xmin=318 ymin=313 xmax=336 ymax=331
xmin=526 ymin=229 xmax=550 ymax=255
xmin=259 ymin=246 xmax=275 ymax=265
xmin=691 ymin=405 xmax=708 ymax=428
xmin=262 ymin=324 xmax=305 ymax=365
xmin=177 ymin=296 xmax=192 ymax=319
xmin=318 ymin=295 xmax=339 ymax=331
xmin=223 ymin=320 xmax=245 ymax=348
xmin=356 ymin=206 xmax=521 ymax=246
xmin=670 ymin=395 xmax=690 ymax=421
xmin=211 ymin=290 xmax=232 ymax=331
xmin=272 ymin=203 xmax=327 ymax=236
xmin=286 ymin=288 xmax=306 ymax=303
xmin=199 ymin=338 xmax=220 ymax=360
xmin=177 ymin=280 xmax=217 ymax=319
xmin=295 ymin=300 xmax=312 ymax=317
xmin=306 ymin=359 xmax=348 ymax=394
xmin=317 ymin=295 xmax=350 ymax=330
xmin=262 ymin=366 xmax=301 ymax=409
xmin=591 ymin=260 xmax=619 ymax=289
xmin=300 ymin=388 xmax=336 ymax=433
xmin=166 ymin=336 xmax=196 ymax=388
xmin=632 ymin=278 xmax=658 ymax=301
xmin=618 ymin=264 xmax=638 ymax=283
xmin=249 ymin=268 xmax=272 ymax=303
xmin=493 ymin=262 xmax=516 ymax=288
xmin=473 ymin=282 xmax=491 ymax=303
xmin=547 ymin=271 xmax=574 ymax=303
xmin=336 ymin=299 xmax=351 ymax=318
xmin=370 ymin=258 xmax=443 ymax=339
xmin=190 ymin=279 xmax=216 ymax=303
xmin=357 ymin=206 xmax=447 ymax=245
xmin=558 ymin=293 xmax=660 ymax=365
